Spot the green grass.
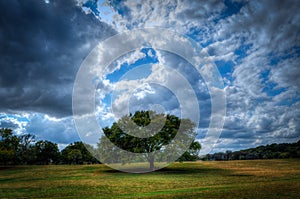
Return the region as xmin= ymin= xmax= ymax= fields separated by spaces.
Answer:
xmin=0 ymin=159 xmax=299 ymax=198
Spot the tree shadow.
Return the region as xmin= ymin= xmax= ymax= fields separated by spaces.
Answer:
xmin=0 ymin=166 xmax=25 ymax=171
xmin=0 ymin=166 xmax=15 ymax=171
xmin=101 ymin=163 xmax=227 ymax=175
xmin=154 ymin=166 xmax=227 ymax=175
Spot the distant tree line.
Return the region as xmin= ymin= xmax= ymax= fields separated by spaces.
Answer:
xmin=202 ymin=140 xmax=300 ymax=161
xmin=0 ymin=128 xmax=99 ymax=165
xmin=5 ymin=124 xmax=298 ymax=165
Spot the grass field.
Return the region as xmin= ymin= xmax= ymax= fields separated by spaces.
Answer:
xmin=0 ymin=159 xmax=299 ymax=198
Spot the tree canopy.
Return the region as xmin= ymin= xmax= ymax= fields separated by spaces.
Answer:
xmin=97 ymin=110 xmax=200 ymax=170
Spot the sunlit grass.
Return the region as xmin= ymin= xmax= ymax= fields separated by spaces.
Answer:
xmin=0 ymin=159 xmax=299 ymax=198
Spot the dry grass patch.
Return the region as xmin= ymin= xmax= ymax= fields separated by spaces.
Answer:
xmin=202 ymin=159 xmax=300 ymax=177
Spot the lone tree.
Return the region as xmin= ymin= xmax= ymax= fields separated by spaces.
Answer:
xmin=98 ymin=110 xmax=200 ymax=170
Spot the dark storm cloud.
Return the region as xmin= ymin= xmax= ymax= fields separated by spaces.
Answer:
xmin=0 ymin=0 xmax=116 ymax=117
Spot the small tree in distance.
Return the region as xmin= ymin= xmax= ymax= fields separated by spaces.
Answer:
xmin=61 ymin=142 xmax=99 ymax=164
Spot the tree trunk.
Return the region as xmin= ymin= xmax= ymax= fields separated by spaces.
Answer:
xmin=148 ymin=155 xmax=155 ymax=171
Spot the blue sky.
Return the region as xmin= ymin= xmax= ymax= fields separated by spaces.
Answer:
xmin=0 ymin=0 xmax=299 ymax=153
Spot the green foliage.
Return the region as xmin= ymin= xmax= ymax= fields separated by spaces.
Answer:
xmin=17 ymin=134 xmax=36 ymax=164
xmin=177 ymin=141 xmax=201 ymax=162
xmin=0 ymin=128 xmax=98 ymax=165
xmin=67 ymin=149 xmax=82 ymax=164
xmin=97 ymin=110 xmax=198 ymax=170
xmin=35 ymin=140 xmax=60 ymax=164
xmin=0 ymin=128 xmax=20 ymax=164
xmin=61 ymin=142 xmax=99 ymax=164
xmin=203 ymin=140 xmax=300 ymax=161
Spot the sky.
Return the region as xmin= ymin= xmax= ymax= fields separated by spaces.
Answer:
xmin=0 ymin=0 xmax=299 ymax=153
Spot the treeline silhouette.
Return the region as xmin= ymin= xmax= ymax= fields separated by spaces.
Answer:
xmin=1 ymin=128 xmax=299 ymax=165
xmin=202 ymin=140 xmax=300 ymax=161
xmin=0 ymin=128 xmax=99 ymax=165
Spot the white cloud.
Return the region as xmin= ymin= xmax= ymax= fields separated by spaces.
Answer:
xmin=0 ymin=113 xmax=29 ymax=135
xmin=269 ymin=56 xmax=300 ymax=91
xmin=114 ymin=50 xmax=146 ymax=71
xmin=110 ymin=0 xmax=225 ymax=34
xmin=133 ymin=83 xmax=155 ymax=100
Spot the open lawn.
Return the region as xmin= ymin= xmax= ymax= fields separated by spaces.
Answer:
xmin=0 ymin=159 xmax=299 ymax=198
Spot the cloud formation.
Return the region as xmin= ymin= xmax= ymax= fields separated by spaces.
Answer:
xmin=0 ymin=0 xmax=115 ymax=117
xmin=106 ymin=0 xmax=300 ymax=151
xmin=1 ymin=0 xmax=299 ymax=152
